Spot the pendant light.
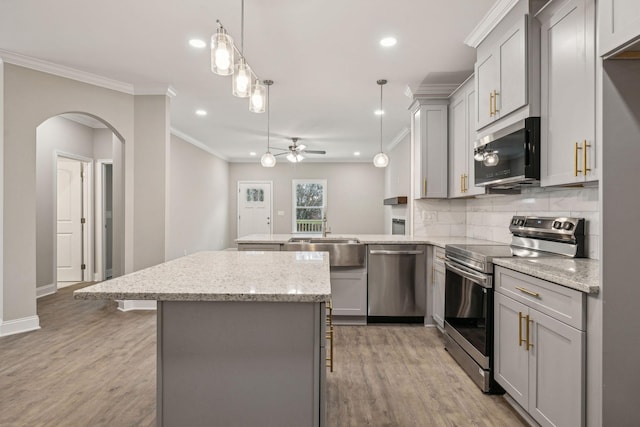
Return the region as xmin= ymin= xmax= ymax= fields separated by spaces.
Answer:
xmin=373 ymin=79 xmax=389 ymax=168
xmin=211 ymin=23 xmax=234 ymax=76
xmin=232 ymin=0 xmax=252 ymax=97
xmin=250 ymin=80 xmax=267 ymax=113
xmin=260 ymin=80 xmax=276 ymax=167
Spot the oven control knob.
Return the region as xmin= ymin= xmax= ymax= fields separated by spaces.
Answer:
xmin=553 ymin=221 xmax=562 ymax=229
xmin=517 ymin=219 xmax=525 ymax=226
xmin=563 ymin=222 xmax=574 ymax=231
xmin=512 ymin=218 xmax=519 ymax=225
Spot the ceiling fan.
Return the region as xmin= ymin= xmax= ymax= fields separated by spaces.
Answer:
xmin=273 ymin=137 xmax=326 ymax=163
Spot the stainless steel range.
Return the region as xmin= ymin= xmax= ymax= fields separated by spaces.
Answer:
xmin=443 ymin=216 xmax=585 ymax=393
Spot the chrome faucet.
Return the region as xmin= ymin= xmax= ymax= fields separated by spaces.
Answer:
xmin=322 ymin=215 xmax=329 ymax=237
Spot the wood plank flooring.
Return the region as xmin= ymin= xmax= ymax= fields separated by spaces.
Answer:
xmin=0 ymin=285 xmax=525 ymax=426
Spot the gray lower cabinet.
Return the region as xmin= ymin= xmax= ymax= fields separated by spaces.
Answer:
xmin=330 ymin=267 xmax=367 ymax=325
xmin=494 ymin=266 xmax=585 ymax=427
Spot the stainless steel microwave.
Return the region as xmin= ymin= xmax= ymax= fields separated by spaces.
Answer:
xmin=473 ymin=117 xmax=540 ymax=188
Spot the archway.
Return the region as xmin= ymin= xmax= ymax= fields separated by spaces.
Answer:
xmin=35 ymin=112 xmax=125 ymax=300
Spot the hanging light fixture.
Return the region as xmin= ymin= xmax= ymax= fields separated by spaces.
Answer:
xmin=260 ymin=80 xmax=276 ymax=167
xmin=211 ymin=0 xmax=265 ymax=112
xmin=211 ymin=24 xmax=234 ymax=76
xmin=373 ymin=79 xmax=390 ymax=168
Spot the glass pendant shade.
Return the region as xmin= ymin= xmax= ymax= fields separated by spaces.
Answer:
xmin=373 ymin=152 xmax=389 ymax=168
xmin=250 ymin=81 xmax=266 ymax=113
xmin=261 ymin=151 xmax=276 ymax=167
xmin=287 ymin=152 xmax=304 ymax=163
xmin=233 ymin=58 xmax=252 ymax=97
xmin=211 ymin=29 xmax=234 ymax=76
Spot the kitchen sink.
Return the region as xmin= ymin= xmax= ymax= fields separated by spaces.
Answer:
xmin=283 ymin=237 xmax=365 ymax=267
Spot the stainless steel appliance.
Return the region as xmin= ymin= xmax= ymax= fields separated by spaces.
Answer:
xmin=391 ymin=218 xmax=406 ymax=235
xmin=444 ymin=216 xmax=585 ymax=393
xmin=474 ymin=117 xmax=540 ymax=189
xmin=367 ymin=244 xmax=426 ymax=322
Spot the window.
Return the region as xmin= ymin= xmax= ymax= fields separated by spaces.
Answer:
xmin=292 ymin=179 xmax=327 ymax=233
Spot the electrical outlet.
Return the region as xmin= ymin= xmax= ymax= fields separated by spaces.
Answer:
xmin=421 ymin=211 xmax=437 ymax=222
xmin=277 ymin=210 xmax=285 ymax=216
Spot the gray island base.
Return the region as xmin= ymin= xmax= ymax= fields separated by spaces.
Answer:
xmin=74 ymin=251 xmax=331 ymax=427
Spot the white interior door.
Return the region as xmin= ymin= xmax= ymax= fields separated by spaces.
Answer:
xmin=57 ymin=158 xmax=83 ymax=282
xmin=238 ymin=181 xmax=272 ymax=238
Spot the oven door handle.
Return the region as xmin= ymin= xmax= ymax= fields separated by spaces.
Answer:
xmin=445 ymin=261 xmax=491 ymax=288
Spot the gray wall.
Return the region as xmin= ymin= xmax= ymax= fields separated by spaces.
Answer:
xmin=228 ymin=162 xmax=385 ymax=242
xmin=167 ymin=135 xmax=230 ymax=259
xmin=35 ymin=116 xmax=114 ymax=288
xmin=384 ymin=134 xmax=411 ymax=234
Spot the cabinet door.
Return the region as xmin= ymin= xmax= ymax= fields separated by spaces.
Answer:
xmin=412 ymin=108 xmax=424 ymax=199
xmin=599 ymin=0 xmax=640 ymax=56
xmin=465 ymin=88 xmax=484 ymax=196
xmin=475 ymin=52 xmax=498 ymax=129
xmin=330 ymin=270 xmax=367 ymax=317
xmin=498 ymin=17 xmax=528 ymax=118
xmin=529 ymin=310 xmax=585 ymax=427
xmin=494 ymin=293 xmax=529 ymax=410
xmin=449 ymin=93 xmax=467 ymax=198
xmin=540 ymin=0 xmax=596 ymax=186
xmin=432 ymin=265 xmax=445 ymax=329
xmin=423 ymin=104 xmax=449 ymax=198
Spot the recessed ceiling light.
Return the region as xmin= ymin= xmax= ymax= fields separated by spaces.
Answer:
xmin=249 ymin=152 xmax=257 ymax=156
xmin=374 ymin=109 xmax=385 ymax=116
xmin=189 ymin=39 xmax=207 ymax=48
xmin=380 ymin=37 xmax=397 ymax=47
xmin=195 ymin=109 xmax=207 ymax=116
xmin=354 ymin=151 xmax=361 ymax=156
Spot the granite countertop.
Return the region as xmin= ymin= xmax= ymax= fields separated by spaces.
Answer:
xmin=493 ymin=257 xmax=600 ymax=294
xmin=236 ymin=234 xmax=498 ymax=248
xmin=74 ymin=251 xmax=331 ymax=302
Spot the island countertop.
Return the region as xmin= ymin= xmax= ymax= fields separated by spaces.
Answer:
xmin=74 ymin=251 xmax=331 ymax=302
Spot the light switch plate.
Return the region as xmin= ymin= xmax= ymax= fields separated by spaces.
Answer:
xmin=277 ymin=210 xmax=285 ymax=216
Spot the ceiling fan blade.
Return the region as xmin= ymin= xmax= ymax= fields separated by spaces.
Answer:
xmin=304 ymin=150 xmax=326 ymax=154
xmin=270 ymin=147 xmax=289 ymax=151
xmin=296 ymin=144 xmax=307 ymax=151
xmin=274 ymin=152 xmax=289 ymax=157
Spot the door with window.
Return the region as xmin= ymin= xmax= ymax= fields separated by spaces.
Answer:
xmin=237 ymin=181 xmax=272 ymax=238
xmin=292 ymin=179 xmax=326 ymax=233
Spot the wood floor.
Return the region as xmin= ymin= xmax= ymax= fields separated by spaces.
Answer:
xmin=0 ymin=285 xmax=525 ymax=426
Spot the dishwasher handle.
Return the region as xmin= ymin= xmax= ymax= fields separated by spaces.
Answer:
xmin=369 ymin=249 xmax=424 ymax=255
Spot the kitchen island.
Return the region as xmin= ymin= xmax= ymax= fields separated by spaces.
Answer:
xmin=74 ymin=251 xmax=331 ymax=427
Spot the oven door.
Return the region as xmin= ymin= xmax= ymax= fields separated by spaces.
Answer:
xmin=444 ymin=260 xmax=493 ymax=370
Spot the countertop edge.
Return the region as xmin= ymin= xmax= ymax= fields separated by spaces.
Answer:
xmin=73 ymin=291 xmax=332 ymax=303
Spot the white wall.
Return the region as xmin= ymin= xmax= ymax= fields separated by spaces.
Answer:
xmin=167 ymin=135 xmax=230 ymax=259
xmin=36 ymin=116 xmax=114 ymax=288
xmin=384 ymin=134 xmax=411 ymax=234
xmin=228 ymin=162 xmax=385 ymax=241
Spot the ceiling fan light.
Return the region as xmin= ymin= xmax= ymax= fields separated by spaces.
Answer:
xmin=287 ymin=152 xmax=304 ymax=163
xmin=232 ymin=58 xmax=252 ymax=97
xmin=373 ymin=152 xmax=389 ymax=168
xmin=261 ymin=151 xmax=276 ymax=167
xmin=249 ymin=81 xmax=266 ymax=113
xmin=211 ymin=28 xmax=234 ymax=76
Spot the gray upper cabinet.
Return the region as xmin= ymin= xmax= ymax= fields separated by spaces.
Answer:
xmin=598 ymin=0 xmax=640 ymax=56
xmin=475 ymin=16 xmax=528 ymax=130
xmin=538 ymin=0 xmax=597 ymax=186
xmin=449 ymin=76 xmax=484 ymax=198
xmin=411 ymin=99 xmax=448 ymax=199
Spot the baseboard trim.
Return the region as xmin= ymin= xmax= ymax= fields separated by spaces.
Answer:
xmin=36 ymin=283 xmax=57 ymax=298
xmin=0 ymin=315 xmax=41 ymax=337
xmin=117 ymin=300 xmax=157 ymax=312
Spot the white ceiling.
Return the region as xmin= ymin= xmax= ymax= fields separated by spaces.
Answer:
xmin=0 ymin=0 xmax=495 ymax=162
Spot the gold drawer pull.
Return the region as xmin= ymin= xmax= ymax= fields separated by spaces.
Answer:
xmin=515 ymin=286 xmax=540 ymax=298
xmin=518 ymin=312 xmax=525 ymax=347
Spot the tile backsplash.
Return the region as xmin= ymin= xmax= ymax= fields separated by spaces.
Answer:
xmin=414 ymin=186 xmax=600 ymax=259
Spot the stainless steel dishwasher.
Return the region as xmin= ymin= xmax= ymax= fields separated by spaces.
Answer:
xmin=367 ymin=244 xmax=426 ymax=322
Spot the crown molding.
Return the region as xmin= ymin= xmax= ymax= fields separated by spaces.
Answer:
xmin=0 ymin=49 xmax=135 ymax=94
xmin=404 ymin=83 xmax=460 ymax=100
xmin=464 ymin=0 xmax=520 ymax=48
xmin=135 ymin=85 xmax=177 ymax=98
xmin=387 ymin=127 xmax=410 ymax=151
xmin=170 ymin=127 xmax=229 ymax=161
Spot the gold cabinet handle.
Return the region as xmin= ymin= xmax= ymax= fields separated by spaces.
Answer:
xmin=526 ymin=315 xmax=534 ymax=351
xmin=464 ymin=174 xmax=468 ymax=192
xmin=460 ymin=175 xmax=463 ymax=193
xmin=493 ymin=90 xmax=499 ymax=114
xmin=583 ymin=140 xmax=591 ymax=176
xmin=515 ymin=286 xmax=540 ymax=298
xmin=518 ymin=312 xmax=525 ymax=347
xmin=489 ymin=92 xmax=495 ymax=117
xmin=423 ymin=178 xmax=427 ymax=196
xmin=574 ymin=142 xmax=582 ymax=176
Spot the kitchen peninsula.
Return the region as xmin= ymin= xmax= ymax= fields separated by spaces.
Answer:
xmin=74 ymin=251 xmax=331 ymax=427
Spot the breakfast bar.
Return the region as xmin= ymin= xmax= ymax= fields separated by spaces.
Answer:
xmin=74 ymin=251 xmax=331 ymax=427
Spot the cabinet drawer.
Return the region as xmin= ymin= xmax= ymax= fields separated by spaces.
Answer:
xmin=433 ymin=247 xmax=446 ymax=268
xmin=495 ymin=266 xmax=585 ymax=330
